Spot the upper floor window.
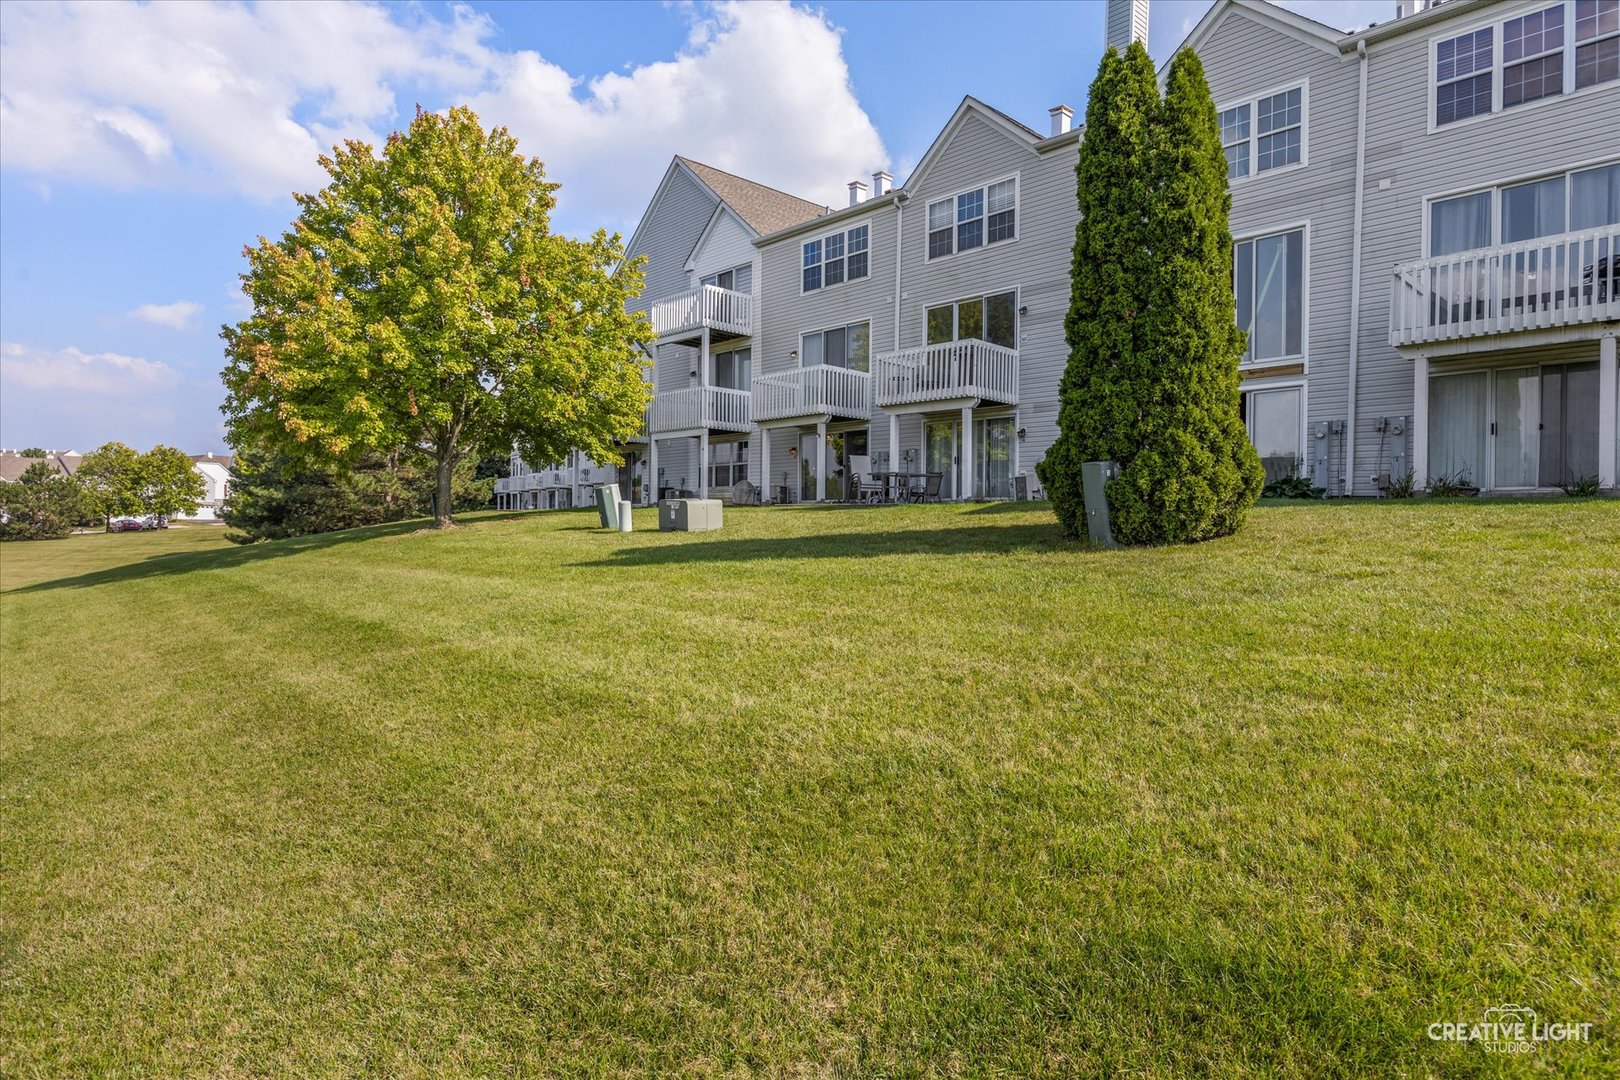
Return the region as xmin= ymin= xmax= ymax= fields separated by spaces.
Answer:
xmin=801 ymin=321 xmax=871 ymax=372
xmin=1217 ymin=86 xmax=1304 ymax=180
xmin=1430 ymin=161 xmax=1620 ymax=254
xmin=713 ymin=347 xmax=751 ymax=391
xmin=802 ymin=224 xmax=870 ymax=292
xmin=1435 ymin=2 xmax=1619 ymax=127
xmin=701 ymin=263 xmax=752 ymax=293
xmin=925 ymin=292 xmax=1017 ymax=348
xmin=1234 ymin=228 xmax=1304 ymax=363
xmin=926 ymin=178 xmax=1017 ymax=260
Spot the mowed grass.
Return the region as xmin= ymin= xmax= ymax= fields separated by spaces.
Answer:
xmin=1 ymin=501 xmax=1616 ymax=1078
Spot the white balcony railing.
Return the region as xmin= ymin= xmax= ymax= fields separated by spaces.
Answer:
xmin=873 ymin=340 xmax=1019 ymax=407
xmin=647 ymin=385 xmax=752 ymax=434
xmin=650 ymin=285 xmax=754 ymax=340
xmin=751 ymin=364 xmax=872 ymax=422
xmin=1390 ymin=224 xmax=1620 ymax=348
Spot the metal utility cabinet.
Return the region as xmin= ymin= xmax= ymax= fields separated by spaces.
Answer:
xmin=658 ymin=499 xmax=723 ymax=531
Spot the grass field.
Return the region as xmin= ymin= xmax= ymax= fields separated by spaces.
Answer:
xmin=2 ymin=501 xmax=1617 ymax=1077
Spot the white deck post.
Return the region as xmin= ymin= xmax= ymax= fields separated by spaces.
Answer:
xmin=1599 ymin=334 xmax=1617 ymax=490
xmin=699 ymin=431 xmax=710 ymax=500
xmin=761 ymin=430 xmax=772 ymax=503
xmin=815 ymin=421 xmax=827 ymax=502
xmin=889 ymin=413 xmax=900 ymax=475
xmin=1411 ymin=355 xmax=1429 ymax=491
xmin=960 ymin=406 xmax=974 ymax=500
xmin=649 ymin=438 xmax=659 ymax=504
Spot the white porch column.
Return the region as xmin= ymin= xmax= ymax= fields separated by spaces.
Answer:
xmin=815 ymin=421 xmax=827 ymax=502
xmin=1599 ymin=334 xmax=1617 ymax=490
xmin=699 ymin=431 xmax=710 ymax=500
xmin=761 ymin=430 xmax=772 ymax=503
xmin=960 ymin=406 xmax=974 ymax=500
xmin=1411 ymin=355 xmax=1429 ymax=491
xmin=570 ymin=450 xmax=581 ymax=507
xmin=889 ymin=413 xmax=900 ymax=474
xmin=649 ymin=439 xmax=659 ymax=504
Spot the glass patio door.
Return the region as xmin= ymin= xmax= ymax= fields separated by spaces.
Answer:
xmin=1539 ymin=362 xmax=1601 ymax=487
xmin=1429 ymin=372 xmax=1487 ymax=487
xmin=799 ymin=432 xmax=819 ymax=501
xmin=1493 ymin=367 xmax=1539 ymax=489
xmin=925 ymin=419 xmax=956 ymax=499
xmin=975 ymin=417 xmax=1014 ymax=499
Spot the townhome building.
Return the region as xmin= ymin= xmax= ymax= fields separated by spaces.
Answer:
xmin=493 ymin=449 xmax=620 ymax=511
xmin=558 ymin=0 xmax=1617 ymax=510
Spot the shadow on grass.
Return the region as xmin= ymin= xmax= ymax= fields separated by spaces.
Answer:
xmin=573 ymin=520 xmax=1087 ymax=568
xmin=8 ymin=513 xmax=532 ymax=594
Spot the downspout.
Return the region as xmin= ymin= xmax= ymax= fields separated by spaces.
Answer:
xmin=1344 ymin=39 xmax=1369 ymax=496
xmin=892 ymin=193 xmax=905 ymax=351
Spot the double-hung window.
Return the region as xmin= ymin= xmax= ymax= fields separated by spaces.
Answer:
xmin=926 ymin=178 xmax=1017 ymax=259
xmin=801 ymin=321 xmax=871 ymax=372
xmin=1217 ymin=86 xmax=1304 ymax=180
xmin=1234 ymin=229 xmax=1304 ymax=363
xmin=701 ymin=262 xmax=752 ymax=293
xmin=709 ymin=440 xmax=748 ymax=488
xmin=1435 ymin=3 xmax=1620 ymax=127
xmin=802 ymin=224 xmax=871 ymax=292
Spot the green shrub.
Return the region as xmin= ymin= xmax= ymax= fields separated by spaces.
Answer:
xmin=1383 ymin=471 xmax=1418 ymax=499
xmin=1263 ymin=474 xmax=1325 ymax=500
xmin=0 ymin=462 xmax=90 ymax=540
xmin=1556 ymin=475 xmax=1602 ymax=497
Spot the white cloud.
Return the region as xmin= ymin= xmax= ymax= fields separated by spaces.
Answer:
xmin=129 ymin=300 xmax=203 ymax=331
xmin=0 ymin=341 xmax=179 ymax=394
xmin=0 ymin=1 xmax=885 ymax=229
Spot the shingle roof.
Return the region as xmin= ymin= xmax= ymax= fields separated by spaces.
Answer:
xmin=678 ymin=157 xmax=830 ymax=236
xmin=0 ymin=452 xmax=77 ymax=482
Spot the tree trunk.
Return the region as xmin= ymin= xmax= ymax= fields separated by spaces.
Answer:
xmin=435 ymin=453 xmax=454 ymax=528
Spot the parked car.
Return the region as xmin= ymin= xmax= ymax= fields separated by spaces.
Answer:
xmin=107 ymin=515 xmax=166 ymax=531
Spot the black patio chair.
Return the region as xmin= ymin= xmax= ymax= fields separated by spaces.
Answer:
xmin=915 ymin=472 xmax=943 ymax=503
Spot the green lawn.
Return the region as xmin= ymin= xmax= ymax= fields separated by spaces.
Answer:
xmin=2 ymin=502 xmax=1616 ymax=1077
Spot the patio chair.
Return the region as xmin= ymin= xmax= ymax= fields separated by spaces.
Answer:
xmin=851 ymin=473 xmax=886 ymax=504
xmin=915 ymin=472 xmax=944 ymax=503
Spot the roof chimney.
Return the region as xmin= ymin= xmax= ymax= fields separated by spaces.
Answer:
xmin=872 ymin=170 xmax=892 ymax=197
xmin=1049 ymin=104 xmax=1074 ymax=137
xmin=1106 ymin=0 xmax=1149 ymax=51
xmin=847 ymin=179 xmax=868 ymax=207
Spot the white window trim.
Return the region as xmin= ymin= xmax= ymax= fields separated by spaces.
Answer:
xmin=700 ymin=261 xmax=753 ymax=293
xmin=1232 ymin=219 xmax=1311 ymax=371
xmin=800 ymin=222 xmax=873 ymax=295
xmin=923 ymin=173 xmax=1020 ymax=263
xmin=1419 ymin=156 xmax=1620 ymax=257
xmin=1216 ymin=79 xmax=1310 ymax=184
xmin=1240 ymin=376 xmax=1309 ymax=473
xmin=1428 ymin=2 xmax=1620 ymax=135
xmin=798 ymin=319 xmax=874 ymax=371
xmin=922 ymin=285 xmax=1023 ymax=347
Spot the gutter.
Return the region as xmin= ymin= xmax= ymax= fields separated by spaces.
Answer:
xmin=1345 ymin=39 xmax=1369 ymax=496
xmin=892 ymin=193 xmax=906 ymax=350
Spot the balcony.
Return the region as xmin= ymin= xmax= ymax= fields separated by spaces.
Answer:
xmin=752 ymin=365 xmax=872 ymax=423
xmin=647 ymin=385 xmax=752 ymax=435
xmin=651 ymin=285 xmax=754 ymax=344
xmin=873 ymin=340 xmax=1019 ymax=408
xmin=1390 ymin=225 xmax=1619 ymax=349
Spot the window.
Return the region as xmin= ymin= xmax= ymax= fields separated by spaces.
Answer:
xmin=925 ymin=292 xmax=1017 ymax=348
xmin=1436 ymin=28 xmax=1494 ymax=124
xmin=1577 ymin=0 xmax=1620 ymax=88
xmin=709 ymin=440 xmax=749 ymax=488
xmin=1241 ymin=386 xmax=1303 ymax=484
xmin=1501 ymin=175 xmax=1567 ymax=241
xmin=1217 ymin=86 xmax=1304 ymax=179
xmin=713 ymin=347 xmax=751 ymax=391
xmin=1234 ymin=229 xmax=1303 ymax=363
xmin=1503 ymin=6 xmax=1566 ymax=108
xmin=1571 ymin=162 xmax=1620 ymax=228
xmin=1430 ymin=191 xmax=1493 ymax=255
xmin=1429 ymin=163 xmax=1620 ymax=255
xmin=801 ymin=321 xmax=871 ymax=372
xmin=801 ymin=225 xmax=870 ymax=292
xmin=926 ymin=178 xmax=1017 ymax=259
xmin=1219 ymin=104 xmax=1251 ymax=179
xmin=1436 ymin=3 xmax=1619 ymax=127
xmin=701 ymin=263 xmax=752 ymax=293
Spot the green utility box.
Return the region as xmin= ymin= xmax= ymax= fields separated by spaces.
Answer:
xmin=595 ymin=487 xmax=619 ymax=530
xmin=658 ymin=499 xmax=723 ymax=532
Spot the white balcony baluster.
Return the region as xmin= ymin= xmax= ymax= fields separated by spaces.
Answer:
xmin=751 ymin=365 xmax=872 ymax=422
xmin=650 ymin=284 xmax=754 ymax=340
xmin=872 ymin=340 xmax=1019 ymax=407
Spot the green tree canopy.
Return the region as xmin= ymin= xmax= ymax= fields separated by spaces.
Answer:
xmin=1039 ymin=43 xmax=1261 ymax=544
xmin=221 ymin=105 xmax=652 ymax=528
xmin=139 ymin=445 xmax=206 ymax=521
xmin=76 ymin=442 xmax=145 ymax=524
xmin=19 ymin=447 xmax=48 ymax=458
xmin=0 ymin=462 xmax=90 ymax=541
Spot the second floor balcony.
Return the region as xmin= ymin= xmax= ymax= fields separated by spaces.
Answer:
xmin=647 ymin=385 xmax=752 ymax=435
xmin=1390 ymin=225 xmax=1619 ymax=349
xmin=752 ymin=364 xmax=871 ymax=423
xmin=873 ymin=340 xmax=1020 ymax=409
xmin=651 ymin=284 xmax=754 ymax=345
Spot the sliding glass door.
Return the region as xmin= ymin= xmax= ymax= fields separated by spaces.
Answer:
xmin=1429 ymin=372 xmax=1487 ymax=486
xmin=1493 ymin=367 xmax=1539 ymax=489
xmin=975 ymin=417 xmax=1014 ymax=499
xmin=1432 ymin=362 xmax=1602 ymax=490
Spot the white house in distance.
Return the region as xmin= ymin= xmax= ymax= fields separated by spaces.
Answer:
xmin=179 ymin=453 xmax=231 ymax=521
xmin=524 ymin=0 xmax=1618 ymax=507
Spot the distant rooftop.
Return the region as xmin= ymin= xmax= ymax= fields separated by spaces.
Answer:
xmin=678 ymin=157 xmax=830 ymax=236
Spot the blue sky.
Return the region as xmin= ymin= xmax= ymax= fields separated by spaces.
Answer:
xmin=0 ymin=0 xmax=1386 ymax=454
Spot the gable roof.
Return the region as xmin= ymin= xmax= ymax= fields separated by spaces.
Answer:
xmin=676 ymin=157 xmax=829 ymax=236
xmin=1172 ymin=0 xmax=1344 ymax=69
xmin=903 ymin=96 xmax=1045 ymax=194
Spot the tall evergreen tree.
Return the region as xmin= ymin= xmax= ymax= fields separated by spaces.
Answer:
xmin=1040 ymin=43 xmax=1262 ymax=543
xmin=1037 ymin=42 xmax=1161 ymax=536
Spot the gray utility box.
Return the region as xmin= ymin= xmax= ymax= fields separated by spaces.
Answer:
xmin=1081 ymin=460 xmax=1119 ymax=548
xmin=659 ymin=499 xmax=723 ymax=532
xmin=595 ymin=487 xmax=619 ymax=530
